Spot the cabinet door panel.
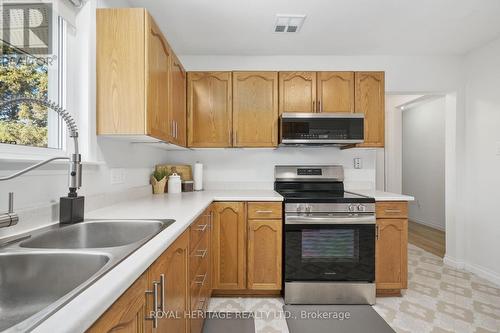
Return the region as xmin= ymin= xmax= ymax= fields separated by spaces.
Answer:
xmin=317 ymin=72 xmax=354 ymax=113
xmin=233 ymin=72 xmax=278 ymax=147
xmin=86 ymin=273 xmax=148 ymax=333
xmin=279 ymin=72 xmax=317 ymax=114
xmin=148 ymin=231 xmax=189 ymax=333
xmin=376 ymin=219 xmax=408 ymax=290
xmin=212 ymin=202 xmax=246 ymax=290
xmin=355 ymin=72 xmax=385 ymax=147
xmin=187 ymin=72 xmax=232 ymax=147
xmin=170 ymin=55 xmax=186 ymax=146
xmin=247 ymin=219 xmax=282 ymax=290
xmin=146 ymin=14 xmax=171 ymax=142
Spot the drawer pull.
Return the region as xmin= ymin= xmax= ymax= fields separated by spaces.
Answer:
xmin=145 ymin=280 xmax=160 ymax=328
xmin=194 ymin=273 xmax=207 ymax=286
xmin=385 ymin=209 xmax=402 ymax=213
xmin=255 ymin=210 xmax=273 ymax=214
xmin=194 ymin=249 xmax=208 ymax=258
xmin=195 ymin=224 xmax=208 ymax=232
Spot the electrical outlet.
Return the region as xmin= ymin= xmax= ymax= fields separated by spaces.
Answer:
xmin=110 ymin=168 xmax=126 ymax=184
xmin=354 ymin=158 xmax=362 ymax=169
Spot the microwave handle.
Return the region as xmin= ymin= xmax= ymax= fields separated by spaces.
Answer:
xmin=285 ymin=215 xmax=376 ymax=225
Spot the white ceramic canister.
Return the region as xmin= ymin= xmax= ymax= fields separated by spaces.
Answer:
xmin=168 ymin=172 xmax=182 ymax=193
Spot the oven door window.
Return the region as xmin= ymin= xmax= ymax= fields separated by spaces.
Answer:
xmin=285 ymin=224 xmax=375 ymax=282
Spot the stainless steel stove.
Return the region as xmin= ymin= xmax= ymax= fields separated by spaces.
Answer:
xmin=274 ymin=165 xmax=376 ymax=305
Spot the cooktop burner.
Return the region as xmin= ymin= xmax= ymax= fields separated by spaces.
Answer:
xmin=277 ymin=191 xmax=375 ymax=204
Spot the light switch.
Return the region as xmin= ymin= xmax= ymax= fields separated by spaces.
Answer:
xmin=354 ymin=158 xmax=362 ymax=169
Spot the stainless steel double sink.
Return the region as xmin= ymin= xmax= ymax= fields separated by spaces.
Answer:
xmin=0 ymin=219 xmax=174 ymax=332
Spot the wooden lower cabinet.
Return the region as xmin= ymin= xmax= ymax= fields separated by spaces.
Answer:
xmin=87 ymin=272 xmax=148 ymax=333
xmin=375 ymin=201 xmax=408 ymax=296
xmin=247 ymin=219 xmax=282 ymax=290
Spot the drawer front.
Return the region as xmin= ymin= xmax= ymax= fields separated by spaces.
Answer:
xmin=190 ymin=211 xmax=211 ymax=252
xmin=248 ymin=202 xmax=282 ymax=219
xmin=376 ymin=201 xmax=408 ymax=219
xmin=190 ymin=232 xmax=209 ymax=278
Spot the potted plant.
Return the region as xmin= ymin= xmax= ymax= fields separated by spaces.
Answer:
xmin=151 ymin=169 xmax=167 ymax=194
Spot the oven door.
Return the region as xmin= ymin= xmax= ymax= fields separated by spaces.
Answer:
xmin=284 ymin=217 xmax=375 ymax=282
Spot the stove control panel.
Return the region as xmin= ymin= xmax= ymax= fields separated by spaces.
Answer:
xmin=285 ymin=203 xmax=376 ymax=214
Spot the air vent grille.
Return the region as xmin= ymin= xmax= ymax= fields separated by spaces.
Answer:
xmin=274 ymin=14 xmax=306 ymax=33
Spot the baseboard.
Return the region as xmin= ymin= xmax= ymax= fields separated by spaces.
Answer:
xmin=444 ymin=255 xmax=500 ymax=286
xmin=409 ymin=217 xmax=445 ymax=231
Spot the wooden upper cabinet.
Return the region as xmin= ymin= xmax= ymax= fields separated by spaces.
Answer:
xmin=170 ymin=55 xmax=187 ymax=146
xmin=187 ymin=72 xmax=232 ymax=147
xmin=233 ymin=72 xmax=278 ymax=147
xmin=212 ymin=202 xmax=246 ymax=290
xmin=146 ymin=14 xmax=172 ymax=142
xmin=355 ymin=72 xmax=385 ymax=147
xmin=279 ymin=72 xmax=317 ymax=114
xmin=317 ymin=72 xmax=354 ymax=113
xmin=86 ymin=272 xmax=148 ymax=333
xmin=148 ymin=231 xmax=190 ymax=333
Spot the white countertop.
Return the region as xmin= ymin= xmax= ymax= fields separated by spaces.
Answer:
xmin=33 ymin=190 xmax=282 ymax=333
xmin=348 ymin=189 xmax=414 ymax=201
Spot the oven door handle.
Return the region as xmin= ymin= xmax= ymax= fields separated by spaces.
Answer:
xmin=285 ymin=214 xmax=376 ymax=225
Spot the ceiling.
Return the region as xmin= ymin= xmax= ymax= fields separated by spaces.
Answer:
xmin=128 ymin=0 xmax=500 ymax=56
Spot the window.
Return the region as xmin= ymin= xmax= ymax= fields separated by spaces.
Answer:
xmin=0 ymin=2 xmax=67 ymax=150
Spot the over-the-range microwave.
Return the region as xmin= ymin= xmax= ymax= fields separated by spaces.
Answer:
xmin=279 ymin=113 xmax=365 ymax=146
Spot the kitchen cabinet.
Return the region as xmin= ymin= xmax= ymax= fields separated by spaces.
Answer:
xmin=212 ymin=202 xmax=246 ymax=290
xmin=148 ymin=230 xmax=190 ymax=333
xmin=317 ymin=72 xmax=355 ymax=113
xmin=187 ymin=72 xmax=233 ymax=147
xmin=232 ymin=72 xmax=279 ymax=147
xmin=279 ymin=72 xmax=317 ymax=114
xmin=355 ymin=71 xmax=385 ymax=147
xmin=96 ymin=8 xmax=187 ymax=146
xmin=375 ymin=201 xmax=408 ymax=296
xmin=86 ymin=272 xmax=148 ymax=333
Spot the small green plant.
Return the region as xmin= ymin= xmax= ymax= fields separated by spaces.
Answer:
xmin=152 ymin=169 xmax=167 ymax=181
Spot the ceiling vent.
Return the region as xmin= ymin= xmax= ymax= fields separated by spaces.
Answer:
xmin=274 ymin=15 xmax=306 ymax=33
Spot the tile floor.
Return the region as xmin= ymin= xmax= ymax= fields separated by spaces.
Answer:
xmin=208 ymin=244 xmax=500 ymax=333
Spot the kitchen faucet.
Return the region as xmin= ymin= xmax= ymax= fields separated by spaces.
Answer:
xmin=0 ymin=96 xmax=84 ymax=226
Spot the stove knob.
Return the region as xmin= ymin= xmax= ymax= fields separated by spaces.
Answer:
xmin=357 ymin=204 xmax=366 ymax=212
xmin=348 ymin=204 xmax=355 ymax=212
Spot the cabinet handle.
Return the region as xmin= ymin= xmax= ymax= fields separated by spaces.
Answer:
xmin=194 ymin=249 xmax=208 ymax=258
xmin=195 ymin=224 xmax=208 ymax=232
xmin=385 ymin=209 xmax=402 ymax=213
xmin=376 ymin=225 xmax=380 ymax=241
xmin=145 ymin=281 xmax=160 ymax=328
xmin=159 ymin=274 xmax=165 ymax=312
xmin=318 ymin=100 xmax=322 ymax=113
xmin=312 ymin=100 xmax=316 ymax=112
xmin=198 ymin=297 xmax=206 ymax=311
xmin=175 ymin=121 xmax=178 ymax=139
xmin=195 ymin=273 xmax=207 ymax=286
xmin=255 ymin=210 xmax=273 ymax=214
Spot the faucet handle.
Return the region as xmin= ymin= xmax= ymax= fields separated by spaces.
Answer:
xmin=8 ymin=192 xmax=14 ymax=213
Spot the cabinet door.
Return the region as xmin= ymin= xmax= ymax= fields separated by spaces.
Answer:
xmin=212 ymin=202 xmax=246 ymax=290
xmin=317 ymin=72 xmax=354 ymax=113
xmin=233 ymin=72 xmax=278 ymax=147
xmin=148 ymin=231 xmax=189 ymax=333
xmin=375 ymin=219 xmax=408 ymax=291
xmin=279 ymin=72 xmax=317 ymax=114
xmin=86 ymin=273 xmax=148 ymax=333
xmin=146 ymin=14 xmax=172 ymax=142
xmin=247 ymin=219 xmax=282 ymax=290
xmin=355 ymin=72 xmax=385 ymax=147
xmin=170 ymin=55 xmax=187 ymax=146
xmin=187 ymin=72 xmax=232 ymax=147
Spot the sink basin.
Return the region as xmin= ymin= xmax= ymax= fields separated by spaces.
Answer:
xmin=21 ymin=220 xmax=168 ymax=249
xmin=0 ymin=252 xmax=109 ymax=331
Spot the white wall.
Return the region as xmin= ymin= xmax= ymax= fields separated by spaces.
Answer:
xmin=456 ymin=36 xmax=500 ymax=283
xmin=402 ymin=97 xmax=446 ymax=230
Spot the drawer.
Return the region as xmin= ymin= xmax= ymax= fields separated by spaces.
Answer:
xmin=248 ymin=202 xmax=282 ymax=219
xmin=190 ymin=232 xmax=209 ymax=278
xmin=376 ymin=201 xmax=408 ymax=219
xmin=190 ymin=210 xmax=211 ymax=252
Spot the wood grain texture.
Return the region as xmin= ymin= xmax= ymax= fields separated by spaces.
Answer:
xmin=279 ymin=72 xmax=317 ymax=114
xmin=247 ymin=219 xmax=282 ymax=290
xmin=355 ymin=71 xmax=385 ymax=147
xmin=408 ymin=221 xmax=445 ymax=258
xmin=86 ymin=272 xmax=148 ymax=333
xmin=187 ymin=72 xmax=232 ymax=147
xmin=232 ymin=72 xmax=279 ymax=147
xmin=148 ymin=231 xmax=189 ymax=333
xmin=170 ymin=54 xmax=187 ymax=146
xmin=247 ymin=202 xmax=282 ymax=219
xmin=145 ymin=13 xmax=172 ymax=142
xmin=317 ymin=72 xmax=355 ymax=113
xmin=376 ymin=201 xmax=408 ymax=219
xmin=212 ymin=202 xmax=246 ymax=290
xmin=96 ymin=8 xmax=146 ymax=135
